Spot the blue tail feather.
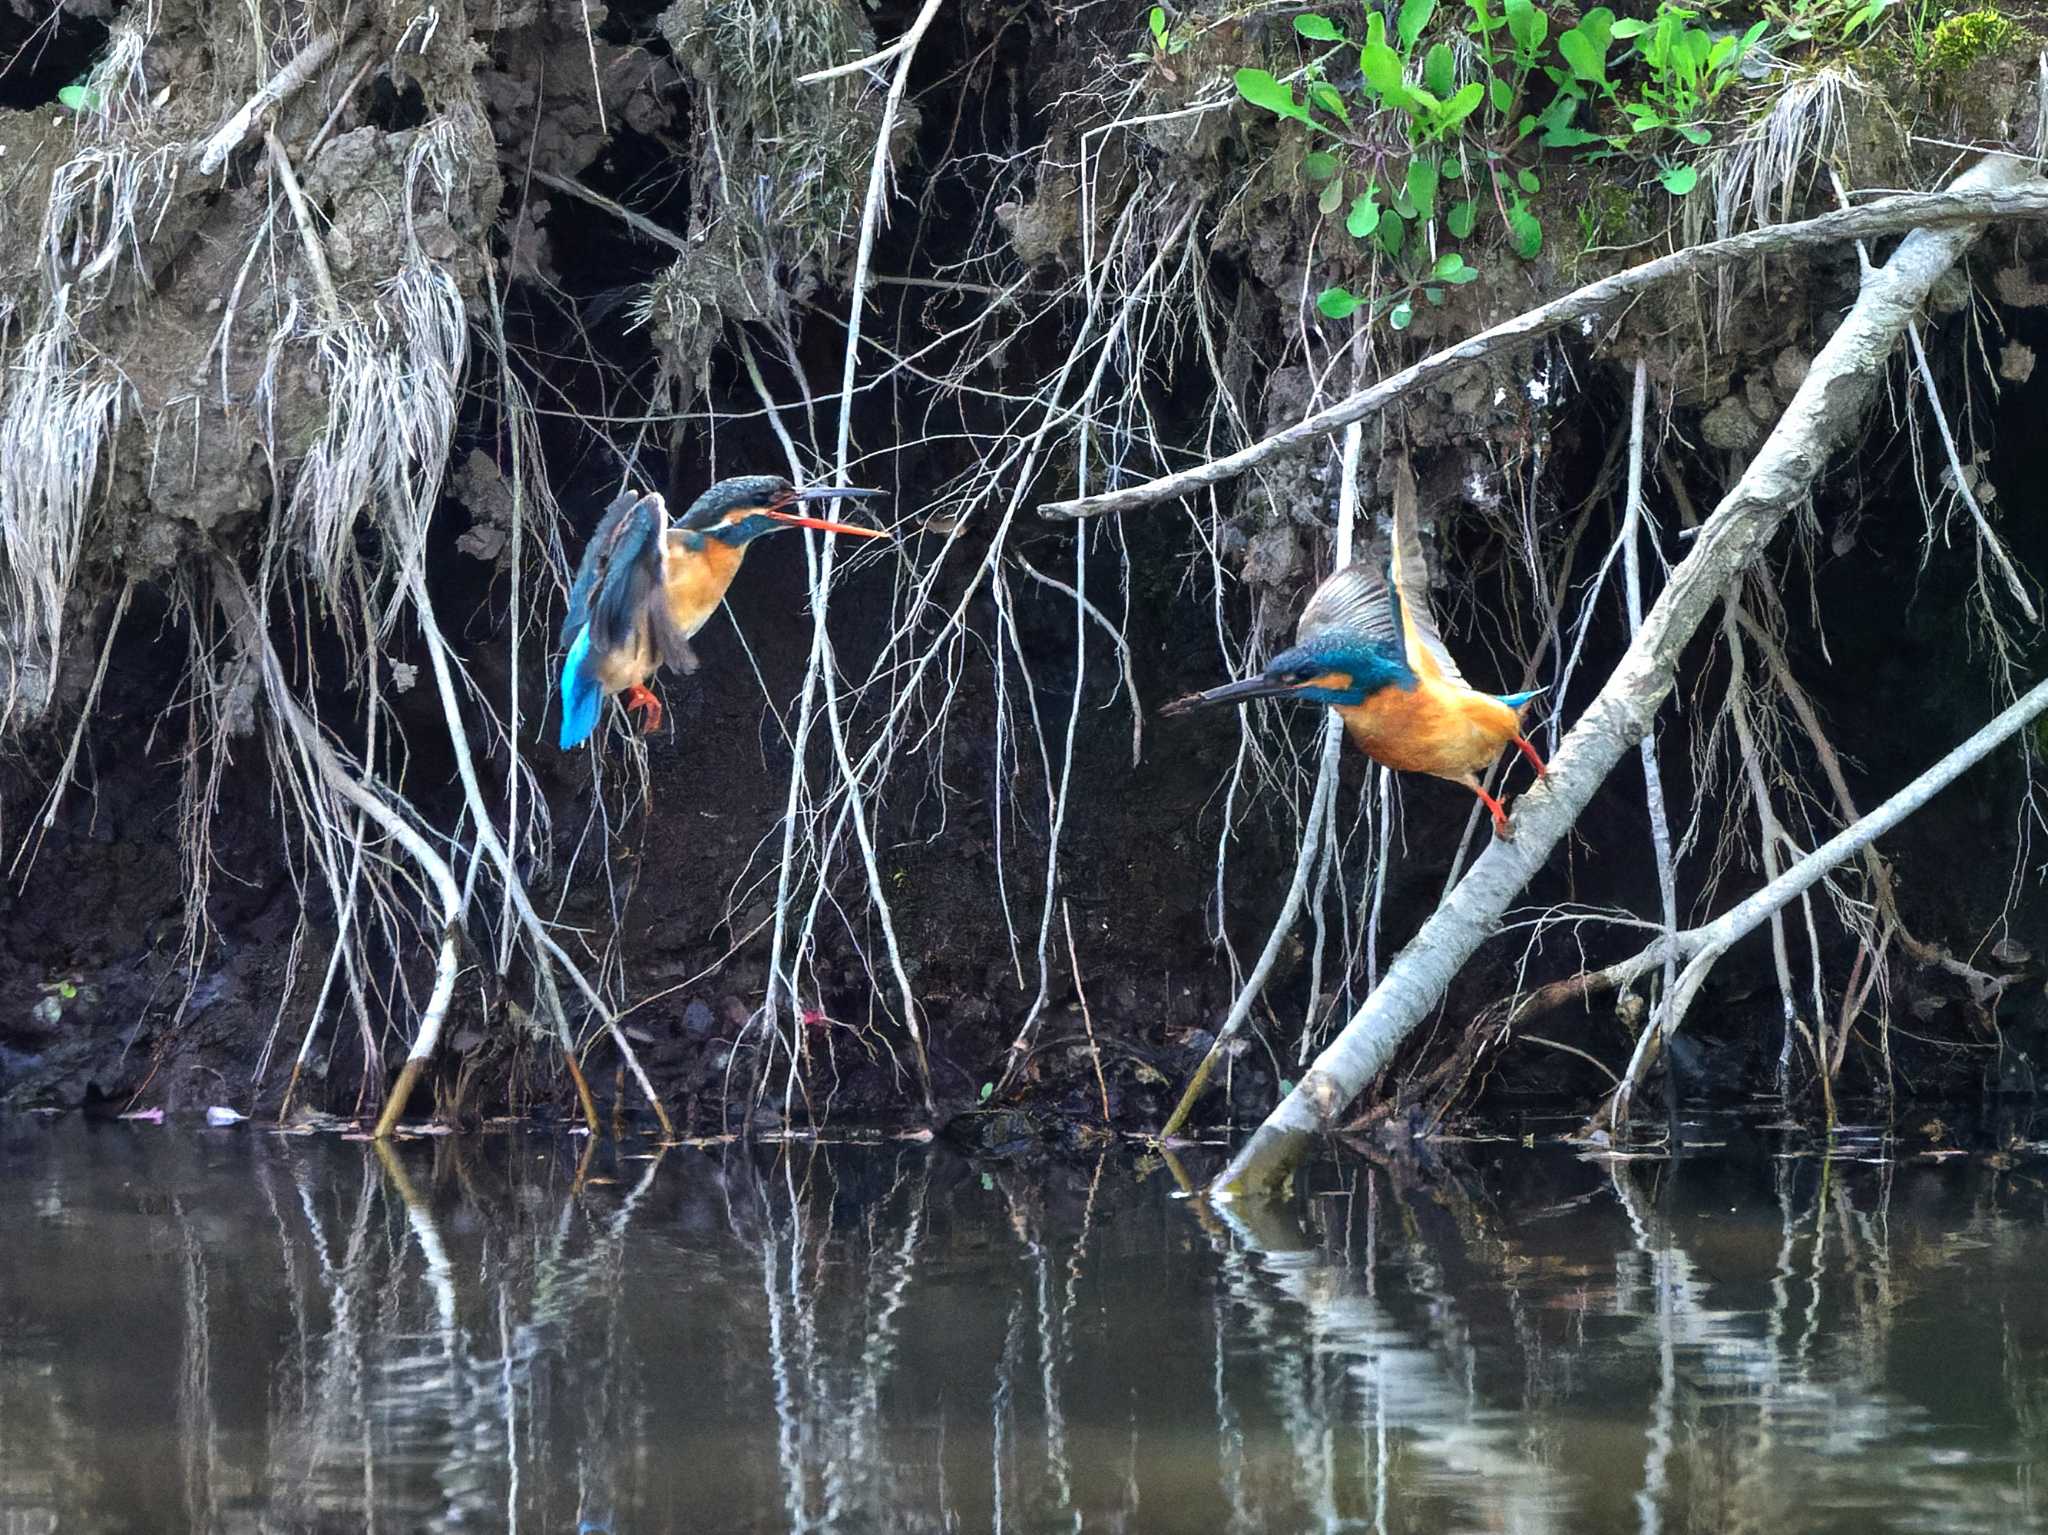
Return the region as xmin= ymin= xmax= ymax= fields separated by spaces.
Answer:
xmin=559 ymin=626 xmax=603 ymax=749
xmin=1497 ymin=687 xmax=1548 ymax=710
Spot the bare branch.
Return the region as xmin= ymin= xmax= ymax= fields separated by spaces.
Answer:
xmin=1043 ymin=178 xmax=2048 ymax=522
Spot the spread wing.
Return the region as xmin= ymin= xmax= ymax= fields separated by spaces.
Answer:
xmin=1296 ymin=558 xmax=1401 ymax=654
xmin=562 ymin=490 xmax=665 ymax=654
xmin=1388 ymin=459 xmax=1468 ymax=687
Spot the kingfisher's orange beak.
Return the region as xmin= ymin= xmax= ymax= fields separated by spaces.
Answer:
xmin=764 ymin=486 xmax=891 ymax=539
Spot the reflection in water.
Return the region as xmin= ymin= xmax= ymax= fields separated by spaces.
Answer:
xmin=2 ymin=1118 xmax=2046 ymax=1532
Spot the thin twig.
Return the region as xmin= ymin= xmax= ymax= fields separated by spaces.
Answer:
xmin=196 ymin=31 xmax=346 ymax=174
xmin=265 ymin=129 xmax=341 ymax=325
xmin=1062 ymin=900 xmax=1111 ymax=1123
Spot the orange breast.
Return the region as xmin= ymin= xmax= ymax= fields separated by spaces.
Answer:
xmin=1334 ymin=680 xmax=1521 ymax=781
xmin=594 ymin=630 xmax=654 ymax=694
xmin=662 ymin=538 xmax=746 ymax=639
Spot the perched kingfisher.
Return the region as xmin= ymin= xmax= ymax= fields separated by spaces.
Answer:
xmin=1162 ymin=492 xmax=1547 ymax=837
xmin=557 ymin=475 xmax=888 ymax=749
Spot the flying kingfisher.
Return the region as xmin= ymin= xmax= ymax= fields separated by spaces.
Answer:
xmin=1162 ymin=489 xmax=1547 ymax=837
xmin=557 ymin=474 xmax=888 ymax=749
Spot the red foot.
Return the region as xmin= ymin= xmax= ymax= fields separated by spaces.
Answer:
xmin=1474 ymin=783 xmax=1513 ymax=840
xmin=623 ymin=684 xmax=663 ymax=733
xmin=1513 ymin=734 xmax=1549 ymax=779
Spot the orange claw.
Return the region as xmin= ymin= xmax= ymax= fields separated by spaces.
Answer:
xmin=623 ymin=684 xmax=663 ymax=734
xmin=1513 ymin=734 xmax=1549 ymax=779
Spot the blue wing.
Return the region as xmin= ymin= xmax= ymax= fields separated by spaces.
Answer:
xmin=558 ymin=490 xmax=665 ymax=749
xmin=559 ymin=625 xmax=603 ymax=748
xmin=561 ymin=490 xmax=664 ymax=651
xmin=1296 ymin=559 xmax=1404 ymax=664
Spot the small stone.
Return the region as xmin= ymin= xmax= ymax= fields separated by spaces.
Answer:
xmin=1744 ymin=373 xmax=1778 ymax=424
xmin=1700 ymin=394 xmax=1762 ymax=451
xmin=1993 ymin=264 xmax=2048 ymax=308
xmin=2000 ymin=341 xmax=2035 ymax=383
xmin=1241 ymin=524 xmax=1300 ymax=587
xmin=683 ymin=1000 xmax=716 ymax=1037
xmin=1928 ymin=268 xmax=1973 ymax=316
xmin=1771 ymin=347 xmax=1811 ymax=399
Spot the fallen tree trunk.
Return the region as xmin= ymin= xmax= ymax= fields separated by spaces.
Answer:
xmin=1210 ymin=152 xmax=2043 ymax=1202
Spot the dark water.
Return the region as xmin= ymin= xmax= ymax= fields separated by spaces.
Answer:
xmin=3 ymin=1116 xmax=2048 ymax=1533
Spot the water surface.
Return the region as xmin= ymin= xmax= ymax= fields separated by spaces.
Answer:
xmin=3 ymin=1115 xmax=2046 ymax=1532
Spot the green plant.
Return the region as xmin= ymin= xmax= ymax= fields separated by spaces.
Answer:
xmin=1130 ymin=4 xmax=1192 ymax=63
xmin=1529 ymin=1 xmax=1767 ymax=193
xmin=1236 ymin=0 xmax=1522 ymax=316
xmin=1925 ymin=6 xmax=2016 ymax=70
xmin=1233 ymin=0 xmax=1772 ymax=319
xmin=55 ymin=72 xmax=102 ymax=114
xmin=1617 ymin=7 xmax=1769 ymax=144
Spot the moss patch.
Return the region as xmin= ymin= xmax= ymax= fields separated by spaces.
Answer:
xmin=1925 ymin=6 xmax=2019 ymax=69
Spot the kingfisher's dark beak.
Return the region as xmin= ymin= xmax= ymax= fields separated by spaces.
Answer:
xmin=765 ymin=486 xmax=891 ymax=538
xmin=1158 ymin=673 xmax=1298 ymax=716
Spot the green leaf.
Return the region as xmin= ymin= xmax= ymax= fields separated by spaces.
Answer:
xmin=1425 ymin=285 xmax=1446 ymax=303
xmin=1609 ymin=17 xmax=1648 ymax=37
xmin=1360 ymin=38 xmax=1418 ymax=110
xmin=1503 ymin=0 xmax=1541 ymax=51
xmin=1303 ymin=149 xmax=1340 ymax=180
xmin=1308 ymin=81 xmax=1353 ymax=122
xmin=1319 ymin=177 xmax=1346 ymax=214
xmin=1398 ymin=0 xmax=1437 ymax=49
xmin=1658 ymin=162 xmax=1699 ymax=194
xmin=1379 ymin=212 xmax=1407 ymax=257
xmin=1507 ymin=198 xmax=1543 ymax=257
xmin=1317 ymin=285 xmax=1363 ymax=319
xmin=980 ymin=1081 xmax=994 ymax=1101
xmin=1295 ymin=13 xmax=1347 ymax=41
xmin=1447 ymin=198 xmax=1477 ymax=237
xmin=1425 ymin=41 xmax=1456 ymax=98
xmin=1676 ymin=122 xmax=1712 ymax=145
xmin=1438 ymin=80 xmax=1485 ymax=131
xmin=1236 ymin=67 xmax=1310 ymax=122
xmin=1489 ymin=76 xmax=1513 ymax=111
xmin=57 ymin=83 xmax=100 ymax=113
xmin=1407 ymin=157 xmax=1440 ymax=217
xmin=1557 ymin=9 xmax=1614 ymax=85
xmin=1431 ymin=250 xmax=1468 ymax=280
xmin=1516 ymin=167 xmax=1540 ymax=193
xmin=1149 ymin=6 xmax=1168 ymax=45
xmin=1346 ymin=190 xmax=1382 ymax=237
xmin=1389 ymin=299 xmax=1415 ymax=329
